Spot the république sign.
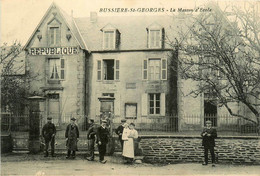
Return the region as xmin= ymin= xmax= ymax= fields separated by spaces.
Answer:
xmin=28 ymin=47 xmax=79 ymax=55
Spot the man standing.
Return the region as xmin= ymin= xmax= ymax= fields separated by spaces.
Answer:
xmin=42 ymin=117 xmax=56 ymax=157
xmin=115 ymin=119 xmax=126 ymax=149
xmin=86 ymin=118 xmax=96 ymax=161
xmin=201 ymin=120 xmax=217 ymax=167
xmin=96 ymin=120 xmax=110 ymax=164
xmin=65 ymin=117 xmax=79 ymax=159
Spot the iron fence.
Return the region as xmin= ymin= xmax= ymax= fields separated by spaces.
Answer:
xmin=1 ymin=113 xmax=29 ymax=132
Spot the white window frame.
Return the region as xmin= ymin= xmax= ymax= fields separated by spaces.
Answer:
xmin=143 ymin=58 xmax=167 ymax=81
xmin=103 ymin=30 xmax=116 ymax=50
xmin=97 ymin=59 xmax=120 ymax=81
xmin=49 ymin=58 xmax=65 ymax=80
xmin=149 ymin=93 xmax=161 ymax=115
xmin=148 ymin=29 xmax=162 ymax=49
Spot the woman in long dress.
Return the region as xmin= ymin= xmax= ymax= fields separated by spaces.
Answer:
xmin=122 ymin=123 xmax=138 ymax=164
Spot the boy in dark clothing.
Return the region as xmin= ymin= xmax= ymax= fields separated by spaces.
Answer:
xmin=115 ymin=119 xmax=126 ymax=149
xmin=201 ymin=120 xmax=217 ymax=167
xmin=42 ymin=117 xmax=56 ymax=157
xmin=86 ymin=118 xmax=96 ymax=161
xmin=96 ymin=120 xmax=110 ymax=164
xmin=65 ymin=117 xmax=79 ymax=159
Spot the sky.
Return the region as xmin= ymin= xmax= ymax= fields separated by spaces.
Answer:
xmin=0 ymin=0 xmax=253 ymax=45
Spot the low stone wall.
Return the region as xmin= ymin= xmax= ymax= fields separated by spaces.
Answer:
xmin=1 ymin=133 xmax=13 ymax=153
xmin=139 ymin=135 xmax=260 ymax=164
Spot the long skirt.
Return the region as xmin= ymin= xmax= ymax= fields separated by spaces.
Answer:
xmin=122 ymin=138 xmax=134 ymax=158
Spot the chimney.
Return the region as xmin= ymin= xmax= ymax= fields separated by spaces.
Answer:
xmin=90 ymin=12 xmax=97 ymax=23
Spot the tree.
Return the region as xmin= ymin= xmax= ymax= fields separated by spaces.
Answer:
xmin=173 ymin=2 xmax=260 ymax=132
xmin=0 ymin=41 xmax=33 ymax=114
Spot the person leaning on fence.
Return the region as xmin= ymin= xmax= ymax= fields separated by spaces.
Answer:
xmin=42 ymin=117 xmax=56 ymax=157
xmin=201 ymin=120 xmax=217 ymax=167
xmin=65 ymin=117 xmax=79 ymax=159
xmin=115 ymin=119 xmax=127 ymax=149
xmin=86 ymin=118 xmax=96 ymax=161
xmin=96 ymin=120 xmax=110 ymax=164
xmin=122 ymin=123 xmax=138 ymax=164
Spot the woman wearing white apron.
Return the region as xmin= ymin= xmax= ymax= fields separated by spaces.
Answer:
xmin=122 ymin=123 xmax=138 ymax=164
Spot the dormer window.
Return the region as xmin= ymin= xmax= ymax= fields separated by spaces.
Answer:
xmin=101 ymin=24 xmax=120 ymax=50
xmin=104 ymin=30 xmax=115 ymax=49
xmin=147 ymin=22 xmax=165 ymax=49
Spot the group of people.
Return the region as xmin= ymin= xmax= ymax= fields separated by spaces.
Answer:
xmin=41 ymin=117 xmax=139 ymax=164
xmin=42 ymin=117 xmax=217 ymax=166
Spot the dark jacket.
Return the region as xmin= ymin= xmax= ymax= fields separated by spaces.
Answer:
xmin=65 ymin=124 xmax=79 ymax=151
xmin=42 ymin=122 xmax=56 ymax=140
xmin=87 ymin=124 xmax=97 ymax=140
xmin=96 ymin=126 xmax=110 ymax=145
xmin=115 ymin=125 xmax=124 ymax=140
xmin=201 ymin=127 xmax=217 ymax=148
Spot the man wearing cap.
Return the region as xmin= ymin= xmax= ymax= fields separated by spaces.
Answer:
xmin=42 ymin=117 xmax=56 ymax=157
xmin=65 ymin=117 xmax=79 ymax=159
xmin=115 ymin=119 xmax=126 ymax=149
xmin=201 ymin=120 xmax=217 ymax=167
xmin=86 ymin=118 xmax=96 ymax=161
xmin=96 ymin=120 xmax=110 ymax=164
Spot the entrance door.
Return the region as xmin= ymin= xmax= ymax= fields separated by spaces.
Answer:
xmin=204 ymin=101 xmax=217 ymax=127
xmin=48 ymin=94 xmax=60 ymax=126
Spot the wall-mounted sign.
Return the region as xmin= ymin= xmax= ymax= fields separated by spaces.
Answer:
xmin=28 ymin=47 xmax=79 ymax=55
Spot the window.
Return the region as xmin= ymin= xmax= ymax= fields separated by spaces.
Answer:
xmin=149 ymin=30 xmax=161 ymax=48
xmin=149 ymin=93 xmax=160 ymax=115
xmin=143 ymin=58 xmax=167 ymax=80
xmin=49 ymin=58 xmax=65 ymax=80
xmin=49 ymin=27 xmax=60 ymax=46
xmin=104 ymin=31 xmax=115 ymax=49
xmin=97 ymin=59 xmax=120 ymax=81
xmin=125 ymin=103 xmax=137 ymax=119
xmin=103 ymin=59 xmax=114 ymax=80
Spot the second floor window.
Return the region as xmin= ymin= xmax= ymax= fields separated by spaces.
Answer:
xmin=143 ymin=58 xmax=167 ymax=80
xmin=49 ymin=27 xmax=60 ymax=46
xmin=97 ymin=59 xmax=120 ymax=81
xmin=49 ymin=58 xmax=65 ymax=80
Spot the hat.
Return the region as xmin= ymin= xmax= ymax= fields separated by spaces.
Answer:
xmin=205 ymin=120 xmax=212 ymax=124
xmin=123 ymin=123 xmax=129 ymax=128
xmin=101 ymin=120 xmax=107 ymax=123
xmin=121 ymin=119 xmax=126 ymax=122
xmin=47 ymin=117 xmax=52 ymax=120
xmin=71 ymin=117 xmax=76 ymax=121
xmin=89 ymin=118 xmax=94 ymax=122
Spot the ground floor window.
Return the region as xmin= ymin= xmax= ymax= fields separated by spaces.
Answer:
xmin=149 ymin=93 xmax=160 ymax=115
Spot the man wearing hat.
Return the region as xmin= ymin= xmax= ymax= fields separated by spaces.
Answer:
xmin=201 ymin=120 xmax=217 ymax=167
xmin=42 ymin=117 xmax=56 ymax=157
xmin=115 ymin=119 xmax=127 ymax=149
xmin=96 ymin=120 xmax=110 ymax=164
xmin=86 ymin=118 xmax=96 ymax=161
xmin=65 ymin=117 xmax=79 ymax=159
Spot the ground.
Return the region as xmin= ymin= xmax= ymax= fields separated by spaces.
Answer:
xmin=1 ymin=153 xmax=260 ymax=176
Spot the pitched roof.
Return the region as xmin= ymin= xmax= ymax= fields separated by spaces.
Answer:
xmin=23 ymin=2 xmax=87 ymax=50
xmin=74 ymin=15 xmax=191 ymax=51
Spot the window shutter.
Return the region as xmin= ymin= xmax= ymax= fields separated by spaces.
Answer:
xmin=115 ymin=60 xmax=120 ymax=80
xmin=161 ymin=58 xmax=167 ymax=80
xmin=60 ymin=58 xmax=65 ymax=80
xmin=97 ymin=60 xmax=102 ymax=81
xmin=160 ymin=93 xmax=165 ymax=116
xmin=161 ymin=28 xmax=165 ymax=48
xmin=141 ymin=93 xmax=148 ymax=116
xmin=143 ymin=59 xmax=148 ymax=80
xmin=46 ymin=59 xmax=49 ymax=82
xmin=116 ymin=30 xmax=120 ymax=49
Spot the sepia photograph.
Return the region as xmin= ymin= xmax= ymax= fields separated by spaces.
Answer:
xmin=1 ymin=0 xmax=260 ymax=175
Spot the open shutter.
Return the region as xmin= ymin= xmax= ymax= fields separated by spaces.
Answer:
xmin=143 ymin=59 xmax=148 ymax=80
xmin=60 ymin=58 xmax=65 ymax=80
xmin=115 ymin=60 xmax=120 ymax=80
xmin=161 ymin=58 xmax=167 ymax=80
xmin=160 ymin=93 xmax=165 ymax=116
xmin=116 ymin=30 xmax=121 ymax=49
xmin=161 ymin=28 xmax=165 ymax=48
xmin=141 ymin=93 xmax=148 ymax=116
xmin=97 ymin=60 xmax=102 ymax=81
